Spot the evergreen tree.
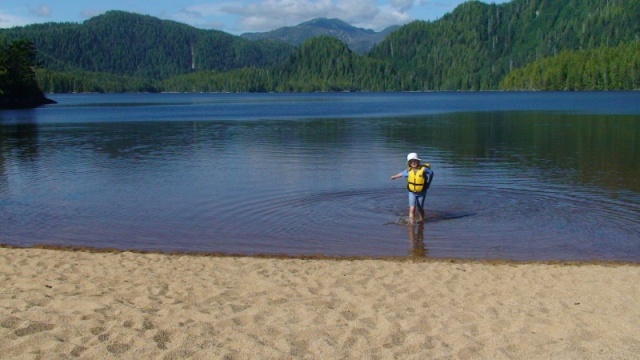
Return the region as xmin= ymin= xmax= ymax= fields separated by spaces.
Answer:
xmin=500 ymin=42 xmax=640 ymax=90
xmin=4 ymin=1 xmax=640 ymax=93
xmin=0 ymin=38 xmax=54 ymax=108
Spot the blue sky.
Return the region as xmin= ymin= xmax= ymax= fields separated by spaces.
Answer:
xmin=0 ymin=0 xmax=511 ymax=34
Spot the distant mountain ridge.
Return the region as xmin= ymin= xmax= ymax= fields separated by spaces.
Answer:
xmin=241 ymin=18 xmax=399 ymax=54
xmin=2 ymin=0 xmax=638 ymax=93
xmin=0 ymin=11 xmax=295 ymax=79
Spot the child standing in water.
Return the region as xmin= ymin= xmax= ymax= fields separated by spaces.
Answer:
xmin=390 ymin=153 xmax=434 ymax=224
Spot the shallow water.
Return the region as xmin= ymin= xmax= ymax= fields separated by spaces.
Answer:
xmin=1 ymin=92 xmax=639 ymax=261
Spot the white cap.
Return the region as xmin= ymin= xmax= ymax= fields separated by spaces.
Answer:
xmin=406 ymin=153 xmax=421 ymax=163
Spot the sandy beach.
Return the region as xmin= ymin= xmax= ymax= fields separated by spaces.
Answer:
xmin=1 ymin=246 xmax=639 ymax=359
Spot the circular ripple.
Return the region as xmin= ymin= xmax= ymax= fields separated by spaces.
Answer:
xmin=5 ymin=181 xmax=637 ymax=261
xmin=421 ymin=186 xmax=640 ymax=261
xmin=191 ymin=184 xmax=640 ymax=261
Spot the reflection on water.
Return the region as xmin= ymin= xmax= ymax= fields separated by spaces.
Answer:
xmin=383 ymin=111 xmax=640 ymax=193
xmin=0 ymin=93 xmax=639 ymax=262
xmin=409 ymin=223 xmax=427 ymax=258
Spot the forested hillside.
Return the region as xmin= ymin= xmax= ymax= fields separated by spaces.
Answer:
xmin=370 ymin=0 xmax=640 ymax=90
xmin=2 ymin=0 xmax=639 ymax=93
xmin=501 ymin=42 xmax=640 ymax=90
xmin=0 ymin=39 xmax=54 ymax=108
xmin=162 ymin=37 xmax=391 ymax=92
xmin=2 ymin=11 xmax=293 ymax=79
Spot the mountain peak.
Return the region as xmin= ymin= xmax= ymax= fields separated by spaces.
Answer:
xmin=241 ymin=18 xmax=398 ymax=54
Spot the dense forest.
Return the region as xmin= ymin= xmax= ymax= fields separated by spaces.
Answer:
xmin=1 ymin=0 xmax=639 ymax=94
xmin=369 ymin=0 xmax=640 ymax=90
xmin=501 ymin=42 xmax=640 ymax=90
xmin=0 ymin=38 xmax=54 ymax=108
xmin=3 ymin=11 xmax=293 ymax=79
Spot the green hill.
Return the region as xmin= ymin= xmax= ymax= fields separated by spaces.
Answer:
xmin=2 ymin=11 xmax=293 ymax=79
xmin=2 ymin=0 xmax=639 ymax=93
xmin=369 ymin=0 xmax=640 ymax=90
xmin=501 ymin=41 xmax=640 ymax=90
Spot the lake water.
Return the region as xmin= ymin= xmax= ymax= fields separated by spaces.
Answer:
xmin=1 ymin=92 xmax=639 ymax=262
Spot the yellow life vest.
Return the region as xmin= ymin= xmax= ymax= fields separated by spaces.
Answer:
xmin=407 ymin=164 xmax=432 ymax=193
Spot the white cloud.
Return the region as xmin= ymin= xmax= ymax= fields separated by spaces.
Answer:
xmin=173 ymin=8 xmax=205 ymax=26
xmin=80 ymin=9 xmax=105 ymax=20
xmin=28 ymin=4 xmax=51 ymax=18
xmin=337 ymin=0 xmax=414 ymax=31
xmin=223 ymin=0 xmax=334 ymax=30
xmin=390 ymin=0 xmax=416 ymax=13
xmin=172 ymin=0 xmax=416 ymax=33
xmin=0 ymin=11 xmax=30 ymax=28
xmin=336 ymin=0 xmax=379 ymax=20
xmin=172 ymin=0 xmax=514 ymax=33
xmin=1 ymin=0 xmax=515 ymax=33
xmin=173 ymin=2 xmax=231 ymax=29
xmin=364 ymin=5 xmax=412 ymax=29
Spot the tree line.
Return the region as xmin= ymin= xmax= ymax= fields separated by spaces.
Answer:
xmin=501 ymin=41 xmax=640 ymax=90
xmin=368 ymin=0 xmax=640 ymax=90
xmin=2 ymin=0 xmax=640 ymax=96
xmin=3 ymin=11 xmax=293 ymax=79
xmin=35 ymin=36 xmax=640 ymax=94
xmin=0 ymin=38 xmax=54 ymax=108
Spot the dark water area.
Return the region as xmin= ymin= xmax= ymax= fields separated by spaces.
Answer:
xmin=1 ymin=92 xmax=639 ymax=262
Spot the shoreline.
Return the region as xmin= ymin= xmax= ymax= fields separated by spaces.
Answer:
xmin=2 ymin=243 xmax=639 ymax=267
xmin=1 ymin=246 xmax=639 ymax=358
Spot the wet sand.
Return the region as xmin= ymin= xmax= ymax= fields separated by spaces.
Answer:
xmin=1 ymin=246 xmax=639 ymax=359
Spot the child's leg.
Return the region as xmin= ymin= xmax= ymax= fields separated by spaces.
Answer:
xmin=416 ymin=193 xmax=426 ymax=221
xmin=408 ymin=192 xmax=417 ymax=224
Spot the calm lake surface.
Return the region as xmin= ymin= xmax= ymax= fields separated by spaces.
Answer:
xmin=1 ymin=92 xmax=639 ymax=262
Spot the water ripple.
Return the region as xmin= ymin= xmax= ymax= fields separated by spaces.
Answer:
xmin=154 ymin=184 xmax=640 ymax=260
